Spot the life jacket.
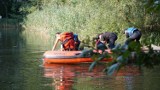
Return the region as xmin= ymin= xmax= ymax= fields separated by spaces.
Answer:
xmin=59 ymin=32 xmax=75 ymax=51
xmin=126 ymin=27 xmax=138 ymax=36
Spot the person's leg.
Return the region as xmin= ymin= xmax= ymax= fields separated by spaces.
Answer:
xmin=125 ymin=38 xmax=134 ymax=45
xmin=75 ymin=41 xmax=80 ymax=50
xmin=108 ymin=39 xmax=116 ymax=49
xmin=135 ymin=31 xmax=142 ymax=44
xmin=109 ymin=34 xmax=117 ymax=49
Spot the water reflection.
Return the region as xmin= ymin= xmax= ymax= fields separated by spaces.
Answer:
xmin=43 ymin=63 xmax=143 ymax=90
xmin=114 ymin=66 xmax=142 ymax=90
xmin=43 ymin=63 xmax=107 ymax=90
xmin=116 ymin=66 xmax=141 ymax=76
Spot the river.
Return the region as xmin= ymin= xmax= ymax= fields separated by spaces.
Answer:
xmin=0 ymin=28 xmax=160 ymax=90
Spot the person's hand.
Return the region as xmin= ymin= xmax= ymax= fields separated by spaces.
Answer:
xmin=105 ymin=49 xmax=112 ymax=53
xmin=93 ymin=50 xmax=103 ymax=54
xmin=93 ymin=49 xmax=97 ymax=53
xmin=98 ymin=50 xmax=103 ymax=54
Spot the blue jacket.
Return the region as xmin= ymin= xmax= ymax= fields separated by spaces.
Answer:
xmin=73 ymin=34 xmax=80 ymax=43
xmin=126 ymin=27 xmax=138 ymax=36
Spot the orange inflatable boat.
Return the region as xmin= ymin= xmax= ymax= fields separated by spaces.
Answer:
xmin=43 ymin=51 xmax=112 ymax=64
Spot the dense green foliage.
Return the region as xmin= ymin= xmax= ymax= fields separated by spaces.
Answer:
xmin=0 ymin=0 xmax=21 ymax=18
xmin=1 ymin=0 xmax=160 ymax=43
xmin=20 ymin=0 xmax=160 ymax=43
xmin=86 ymin=42 xmax=160 ymax=75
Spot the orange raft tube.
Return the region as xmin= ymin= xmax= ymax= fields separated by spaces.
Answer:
xmin=43 ymin=51 xmax=112 ymax=64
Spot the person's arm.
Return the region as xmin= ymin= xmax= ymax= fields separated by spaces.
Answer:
xmin=52 ymin=37 xmax=60 ymax=51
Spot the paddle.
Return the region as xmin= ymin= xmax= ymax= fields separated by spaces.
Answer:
xmin=52 ymin=36 xmax=60 ymax=51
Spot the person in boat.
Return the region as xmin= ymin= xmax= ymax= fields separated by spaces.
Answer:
xmin=92 ymin=34 xmax=114 ymax=54
xmin=93 ymin=33 xmax=102 ymax=49
xmin=93 ymin=33 xmax=108 ymax=52
xmin=52 ymin=32 xmax=76 ymax=51
xmin=80 ymin=33 xmax=113 ymax=58
xmin=98 ymin=32 xmax=118 ymax=49
xmin=73 ymin=34 xmax=81 ymax=50
xmin=124 ymin=27 xmax=142 ymax=45
xmin=52 ymin=32 xmax=81 ymax=51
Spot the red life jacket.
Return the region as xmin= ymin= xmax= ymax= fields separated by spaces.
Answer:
xmin=59 ymin=32 xmax=75 ymax=51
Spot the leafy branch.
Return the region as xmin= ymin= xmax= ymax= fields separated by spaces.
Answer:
xmin=86 ymin=41 xmax=160 ymax=76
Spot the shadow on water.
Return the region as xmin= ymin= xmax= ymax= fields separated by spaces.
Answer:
xmin=0 ymin=28 xmax=160 ymax=90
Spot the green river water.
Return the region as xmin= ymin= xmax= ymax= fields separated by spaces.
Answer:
xmin=0 ymin=28 xmax=160 ymax=90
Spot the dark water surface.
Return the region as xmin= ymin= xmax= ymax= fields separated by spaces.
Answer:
xmin=0 ymin=29 xmax=160 ymax=90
